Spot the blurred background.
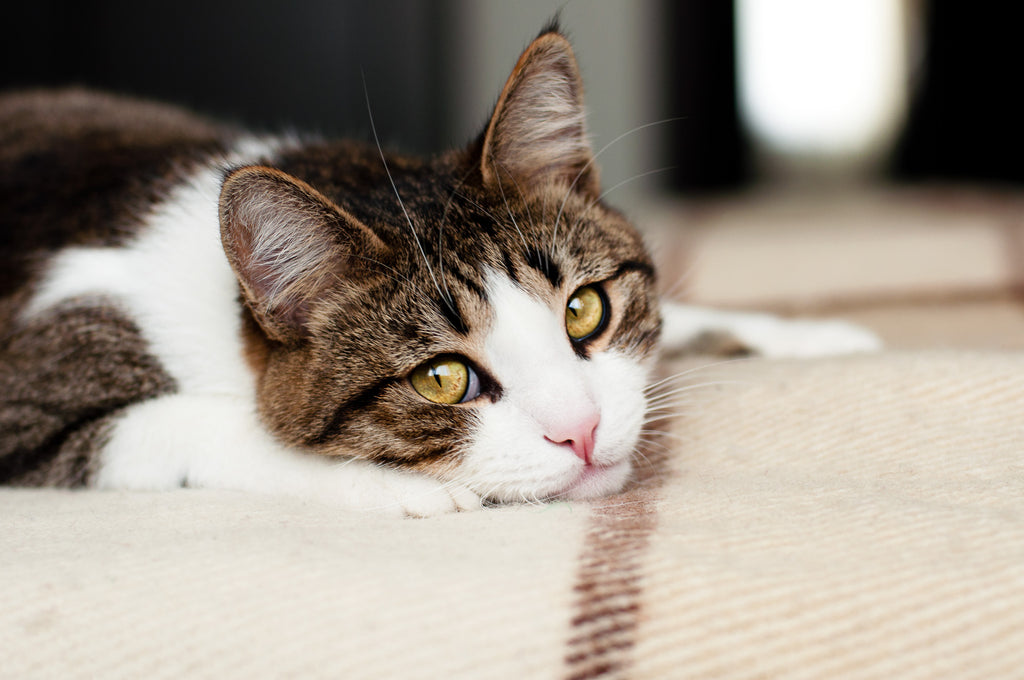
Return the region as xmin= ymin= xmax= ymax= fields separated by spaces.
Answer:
xmin=5 ymin=0 xmax=1024 ymax=348
xmin=5 ymin=0 xmax=1020 ymax=210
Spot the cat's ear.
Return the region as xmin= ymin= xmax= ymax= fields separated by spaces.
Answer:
xmin=219 ymin=166 xmax=387 ymax=343
xmin=479 ymin=30 xmax=598 ymax=197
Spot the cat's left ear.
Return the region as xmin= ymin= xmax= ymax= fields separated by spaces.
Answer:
xmin=479 ymin=29 xmax=599 ymax=197
xmin=219 ymin=166 xmax=389 ymax=343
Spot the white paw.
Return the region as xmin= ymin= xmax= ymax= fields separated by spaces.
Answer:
xmin=363 ymin=467 xmax=482 ymax=518
xmin=746 ymin=318 xmax=883 ymax=358
xmin=658 ymin=302 xmax=882 ymax=359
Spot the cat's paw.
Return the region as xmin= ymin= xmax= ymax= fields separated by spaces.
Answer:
xmin=659 ymin=302 xmax=882 ymax=359
xmin=747 ymin=318 xmax=883 ymax=358
xmin=363 ymin=467 xmax=482 ymax=518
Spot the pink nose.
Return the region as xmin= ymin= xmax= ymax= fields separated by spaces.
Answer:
xmin=545 ymin=414 xmax=600 ymax=465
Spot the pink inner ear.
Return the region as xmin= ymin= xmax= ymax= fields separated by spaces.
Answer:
xmin=226 ymin=216 xmax=305 ymax=328
xmin=247 ymin=256 xmax=311 ymax=329
xmin=221 ymin=166 xmax=391 ymax=337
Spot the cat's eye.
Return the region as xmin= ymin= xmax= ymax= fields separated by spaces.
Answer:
xmin=565 ymin=285 xmax=607 ymax=341
xmin=410 ymin=356 xmax=481 ymax=405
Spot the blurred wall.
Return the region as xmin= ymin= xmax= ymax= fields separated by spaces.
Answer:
xmin=1 ymin=1 xmax=671 ymax=208
xmin=892 ymin=2 xmax=1024 ymax=185
xmin=2 ymin=1 xmax=453 ymax=152
xmin=2 ymin=2 xmax=1019 ymax=197
xmin=443 ymin=1 xmax=746 ymax=199
xmin=443 ymin=0 xmax=665 ymax=208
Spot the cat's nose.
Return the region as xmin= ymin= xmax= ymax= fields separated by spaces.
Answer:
xmin=544 ymin=413 xmax=600 ymax=465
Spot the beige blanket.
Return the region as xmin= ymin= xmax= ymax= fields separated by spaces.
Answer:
xmin=4 ymin=189 xmax=1023 ymax=679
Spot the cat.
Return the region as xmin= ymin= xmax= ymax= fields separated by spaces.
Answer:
xmin=0 ymin=25 xmax=879 ymax=517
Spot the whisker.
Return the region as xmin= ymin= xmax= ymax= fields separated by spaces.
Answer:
xmin=477 ymin=480 xmax=507 ymax=506
xmin=450 ymin=190 xmax=504 ymax=225
xmin=630 ymin=445 xmax=656 ymax=469
xmin=643 ymin=413 xmax=696 ymax=427
xmin=564 ymin=166 xmax=676 ymax=245
xmin=362 ymin=74 xmax=449 ymax=307
xmin=487 ymin=154 xmax=530 ymax=253
xmin=645 ymin=380 xmax=748 ymax=404
xmin=643 ymin=404 xmax=698 ymax=419
xmin=646 ymin=387 xmax=711 ymax=402
xmin=503 ymin=161 xmax=541 ymax=248
xmin=496 ymin=159 xmax=549 ymax=271
xmin=638 ymin=429 xmax=689 ymax=442
xmin=644 ymin=357 xmax=752 ymax=393
xmin=437 ymin=166 xmax=482 ymax=306
xmin=660 ymin=244 xmax=715 ymax=301
xmin=642 ymin=415 xmax=690 ymax=429
xmin=596 ymin=166 xmax=677 ymax=206
xmin=342 ymin=253 xmax=443 ymax=311
xmin=551 ymin=116 xmax=686 ymax=251
xmin=647 ymin=376 xmax=750 ymax=401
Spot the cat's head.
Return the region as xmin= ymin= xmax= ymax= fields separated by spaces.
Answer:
xmin=218 ymin=28 xmax=661 ymax=503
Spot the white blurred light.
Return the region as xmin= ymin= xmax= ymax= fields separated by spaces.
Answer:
xmin=736 ymin=0 xmax=908 ymax=162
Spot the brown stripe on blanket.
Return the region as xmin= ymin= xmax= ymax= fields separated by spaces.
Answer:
xmin=564 ymin=414 xmax=671 ymax=679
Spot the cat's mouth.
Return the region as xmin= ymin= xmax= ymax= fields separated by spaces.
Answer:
xmin=556 ymin=459 xmax=632 ymax=501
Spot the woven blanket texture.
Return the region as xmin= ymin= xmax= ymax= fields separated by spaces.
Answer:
xmin=4 ymin=351 xmax=1023 ymax=679
xmin=4 ymin=189 xmax=1024 ymax=679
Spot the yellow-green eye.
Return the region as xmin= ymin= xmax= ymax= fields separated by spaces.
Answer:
xmin=410 ymin=356 xmax=480 ymax=404
xmin=565 ymin=285 xmax=606 ymax=341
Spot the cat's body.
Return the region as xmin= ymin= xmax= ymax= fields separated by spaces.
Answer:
xmin=0 ymin=28 xmax=878 ymax=516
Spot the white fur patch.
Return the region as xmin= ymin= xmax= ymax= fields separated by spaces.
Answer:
xmin=660 ymin=301 xmax=883 ymax=358
xmin=457 ymin=272 xmax=648 ymax=502
xmin=95 ymin=392 xmax=479 ymax=517
xmin=24 ymin=137 xmax=288 ymax=396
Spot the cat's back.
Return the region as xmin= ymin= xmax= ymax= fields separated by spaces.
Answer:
xmin=0 ymin=88 xmax=232 ymax=158
xmin=0 ymin=89 xmax=236 ymax=303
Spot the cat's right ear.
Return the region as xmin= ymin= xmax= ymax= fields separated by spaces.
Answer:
xmin=479 ymin=29 xmax=598 ymax=198
xmin=219 ymin=166 xmax=388 ymax=343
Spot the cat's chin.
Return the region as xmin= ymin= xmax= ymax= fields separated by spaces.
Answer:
xmin=555 ymin=459 xmax=633 ymax=501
